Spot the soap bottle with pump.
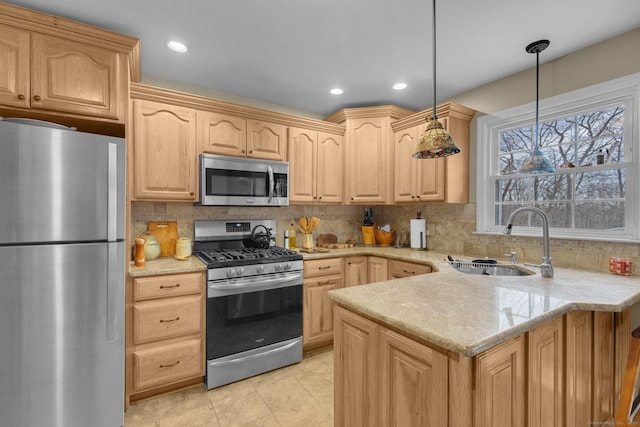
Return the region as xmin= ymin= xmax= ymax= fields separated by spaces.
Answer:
xmin=288 ymin=222 xmax=296 ymax=249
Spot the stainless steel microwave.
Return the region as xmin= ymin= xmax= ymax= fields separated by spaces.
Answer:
xmin=199 ymin=154 xmax=289 ymax=206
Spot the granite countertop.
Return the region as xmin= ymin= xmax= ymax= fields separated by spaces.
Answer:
xmin=326 ymin=248 xmax=640 ymax=357
xmin=128 ymin=256 xmax=207 ymax=278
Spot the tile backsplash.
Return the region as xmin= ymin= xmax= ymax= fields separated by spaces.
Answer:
xmin=132 ymin=201 xmax=640 ymax=275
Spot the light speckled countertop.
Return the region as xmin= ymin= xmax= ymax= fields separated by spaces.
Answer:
xmin=127 ymin=246 xmax=640 ymax=357
xmin=323 ymin=247 xmax=640 ymax=356
xmin=128 ymin=256 xmax=207 ymax=277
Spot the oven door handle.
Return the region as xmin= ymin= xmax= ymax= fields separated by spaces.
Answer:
xmin=208 ymin=272 xmax=303 ymax=297
xmin=208 ymin=338 xmax=301 ymax=368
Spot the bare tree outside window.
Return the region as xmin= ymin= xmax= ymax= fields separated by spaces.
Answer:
xmin=496 ymin=104 xmax=625 ymax=231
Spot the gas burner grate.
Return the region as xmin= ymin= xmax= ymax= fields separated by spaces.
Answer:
xmin=195 ymin=246 xmax=302 ymax=268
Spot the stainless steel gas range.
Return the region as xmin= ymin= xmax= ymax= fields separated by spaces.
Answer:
xmin=194 ymin=219 xmax=303 ymax=389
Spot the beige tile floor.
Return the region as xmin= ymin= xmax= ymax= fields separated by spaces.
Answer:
xmin=125 ymin=349 xmax=334 ymax=427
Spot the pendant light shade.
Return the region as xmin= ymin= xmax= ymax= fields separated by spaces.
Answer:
xmin=519 ymin=39 xmax=554 ymax=174
xmin=412 ymin=0 xmax=460 ymax=159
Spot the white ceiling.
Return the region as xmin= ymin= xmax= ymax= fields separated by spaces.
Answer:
xmin=8 ymin=0 xmax=640 ymax=117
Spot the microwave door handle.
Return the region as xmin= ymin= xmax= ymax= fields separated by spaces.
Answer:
xmin=267 ymin=165 xmax=274 ymax=202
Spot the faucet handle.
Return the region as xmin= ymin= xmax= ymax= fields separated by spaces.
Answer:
xmin=503 ymin=252 xmax=518 ymax=264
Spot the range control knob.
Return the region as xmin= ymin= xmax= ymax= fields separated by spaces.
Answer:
xmin=256 ymin=265 xmax=266 ymax=274
xmin=283 ymin=263 xmax=292 ymax=271
xmin=275 ymin=264 xmax=283 ymax=272
xmin=236 ymin=267 xmax=245 ymax=276
xmin=226 ymin=269 xmax=236 ymax=278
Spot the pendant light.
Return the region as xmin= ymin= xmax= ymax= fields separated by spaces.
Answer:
xmin=519 ymin=39 xmax=555 ymax=174
xmin=412 ymin=0 xmax=461 ymax=159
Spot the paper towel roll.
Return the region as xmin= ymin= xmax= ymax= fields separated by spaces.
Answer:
xmin=410 ymin=219 xmax=426 ymax=249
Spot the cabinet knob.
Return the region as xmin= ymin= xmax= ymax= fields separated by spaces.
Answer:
xmin=189 ymin=192 xmax=194 ymax=196
xmin=33 ymin=95 xmax=41 ymax=102
xmin=249 ymin=150 xmax=253 ymax=154
xmin=411 ymin=195 xmax=415 ymax=199
xmin=17 ymin=94 xmax=25 ymax=100
xmin=242 ymin=149 xmax=245 ymax=153
xmin=318 ymin=196 xmax=322 ymax=200
xmin=351 ymin=197 xmax=354 ymax=200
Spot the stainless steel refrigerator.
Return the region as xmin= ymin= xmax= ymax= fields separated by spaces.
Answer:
xmin=0 ymin=118 xmax=126 ymax=427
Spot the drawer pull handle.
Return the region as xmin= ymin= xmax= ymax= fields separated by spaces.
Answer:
xmin=17 ymin=94 xmax=25 ymax=100
xmin=318 ymin=280 xmax=335 ymax=285
xmin=319 ymin=266 xmax=331 ymax=270
xmin=403 ymin=269 xmax=416 ymax=274
xmin=33 ymin=95 xmax=41 ymax=101
xmin=159 ymin=361 xmax=180 ymax=368
xmin=159 ymin=317 xmax=180 ymax=323
xmin=160 ymin=283 xmax=181 ymax=289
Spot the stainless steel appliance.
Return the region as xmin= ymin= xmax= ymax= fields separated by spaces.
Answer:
xmin=199 ymin=154 xmax=289 ymax=206
xmin=0 ymin=118 xmax=126 ymax=427
xmin=194 ymin=220 xmax=303 ymax=389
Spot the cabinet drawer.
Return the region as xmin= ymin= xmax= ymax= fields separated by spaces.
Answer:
xmin=305 ymin=273 xmax=343 ymax=288
xmin=133 ymin=272 xmax=202 ymax=301
xmin=389 ymin=260 xmax=432 ymax=278
xmin=133 ymin=338 xmax=203 ymax=391
xmin=133 ymin=295 xmax=202 ymax=344
xmin=304 ymin=258 xmax=343 ymax=278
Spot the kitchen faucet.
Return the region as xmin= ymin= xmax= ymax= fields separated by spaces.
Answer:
xmin=503 ymin=206 xmax=554 ymax=278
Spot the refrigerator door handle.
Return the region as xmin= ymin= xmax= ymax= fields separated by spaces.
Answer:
xmin=107 ymin=143 xmax=118 ymax=242
xmin=106 ymin=243 xmax=117 ymax=341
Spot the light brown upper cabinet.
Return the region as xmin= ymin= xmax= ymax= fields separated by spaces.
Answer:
xmin=289 ymin=126 xmax=344 ymax=204
xmin=197 ymin=111 xmax=247 ymax=157
xmin=394 ymin=120 xmax=446 ymax=202
xmin=391 ymin=103 xmax=475 ymax=204
xmin=131 ymin=96 xmax=197 ymax=201
xmin=0 ymin=3 xmax=140 ymax=124
xmin=198 ymin=112 xmax=286 ymax=161
xmin=247 ymin=119 xmax=287 ymax=161
xmin=325 ymin=106 xmax=414 ymax=205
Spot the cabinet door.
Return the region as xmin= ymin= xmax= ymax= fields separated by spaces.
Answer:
xmin=415 ymin=121 xmax=446 ymax=202
xmin=344 ymin=256 xmax=368 ymax=287
xmin=347 ymin=117 xmax=388 ymax=204
xmin=565 ymin=311 xmax=593 ymax=427
xmin=247 ymin=119 xmax=286 ymax=160
xmin=379 ymin=328 xmax=448 ymax=427
xmin=0 ymin=24 xmax=30 ymax=109
xmin=334 ymin=306 xmax=380 ymax=427
xmin=528 ymin=316 xmax=564 ymax=427
xmin=303 ymin=274 xmax=341 ymax=350
xmin=368 ymin=256 xmax=389 ymax=284
xmin=475 ymin=335 xmax=525 ymax=427
xmin=288 ymin=127 xmax=316 ymax=203
xmin=394 ymin=127 xmax=418 ymax=203
xmin=132 ymin=99 xmax=197 ymax=200
xmin=197 ymin=110 xmax=247 ymax=156
xmin=31 ymin=33 xmax=124 ymax=120
xmin=316 ymin=132 xmax=343 ymax=203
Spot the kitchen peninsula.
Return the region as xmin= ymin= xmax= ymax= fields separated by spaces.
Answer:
xmin=326 ymin=249 xmax=640 ymax=427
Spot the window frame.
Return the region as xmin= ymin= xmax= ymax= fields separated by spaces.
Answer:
xmin=476 ymin=72 xmax=640 ymax=242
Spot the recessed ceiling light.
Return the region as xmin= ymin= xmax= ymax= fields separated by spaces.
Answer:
xmin=330 ymin=88 xmax=344 ymax=95
xmin=393 ymin=83 xmax=407 ymax=90
xmin=167 ymin=40 xmax=188 ymax=53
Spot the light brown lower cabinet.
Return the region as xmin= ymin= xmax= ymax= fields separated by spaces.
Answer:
xmin=334 ymin=305 xmax=630 ymax=427
xmin=126 ymin=271 xmax=205 ymax=407
xmin=368 ymin=256 xmax=389 ymax=283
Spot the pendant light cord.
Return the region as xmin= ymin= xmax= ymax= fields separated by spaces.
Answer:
xmin=432 ymin=0 xmax=438 ymax=121
xmin=535 ymin=50 xmax=540 ymax=150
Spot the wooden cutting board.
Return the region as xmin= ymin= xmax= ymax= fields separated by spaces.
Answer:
xmin=147 ymin=221 xmax=178 ymax=256
xmin=319 ymin=243 xmax=354 ymax=249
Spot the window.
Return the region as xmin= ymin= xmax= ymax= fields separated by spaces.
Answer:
xmin=476 ymin=73 xmax=640 ymax=242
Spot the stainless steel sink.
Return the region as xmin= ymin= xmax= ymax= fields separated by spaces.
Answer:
xmin=449 ymin=262 xmax=535 ymax=276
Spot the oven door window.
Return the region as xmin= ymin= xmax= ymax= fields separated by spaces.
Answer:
xmin=206 ymin=284 xmax=302 ymax=359
xmin=206 ymin=168 xmax=268 ymax=197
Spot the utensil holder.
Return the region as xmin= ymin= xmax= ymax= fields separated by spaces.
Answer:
xmin=301 ymin=233 xmax=314 ymax=249
xmin=362 ymin=226 xmax=375 ymax=245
